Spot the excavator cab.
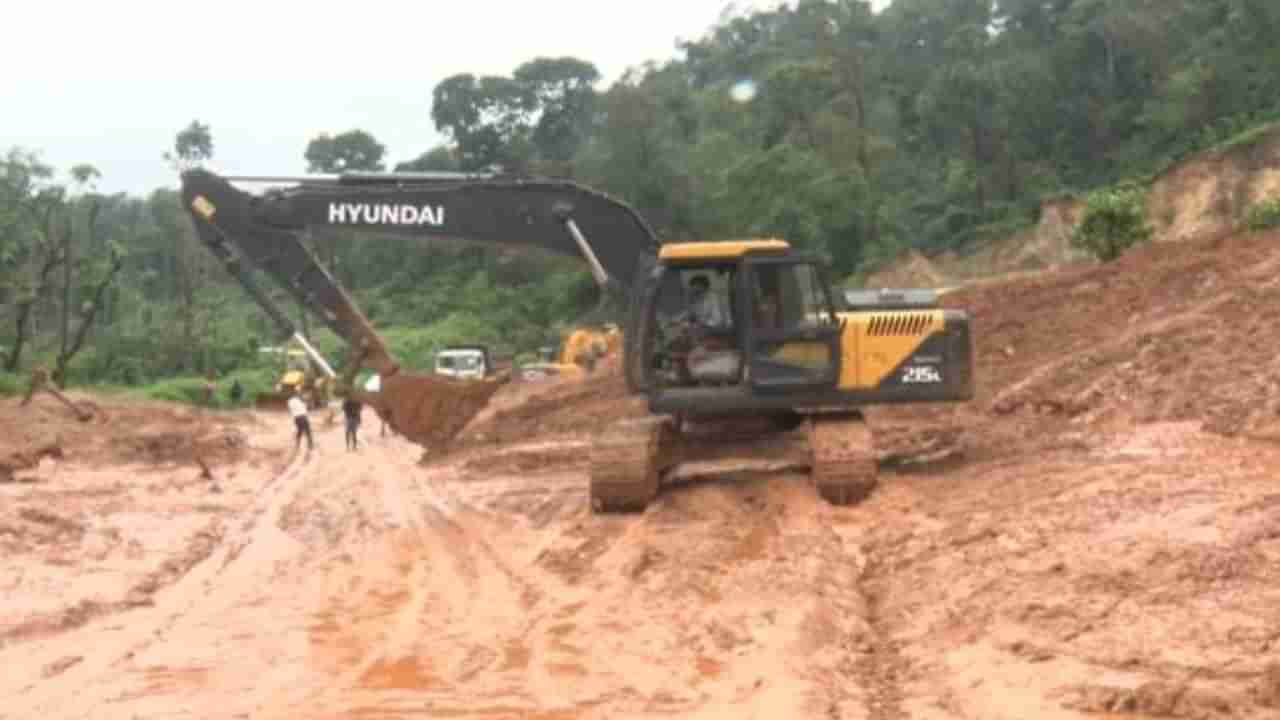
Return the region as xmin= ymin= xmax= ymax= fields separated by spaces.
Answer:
xmin=639 ymin=240 xmax=842 ymax=399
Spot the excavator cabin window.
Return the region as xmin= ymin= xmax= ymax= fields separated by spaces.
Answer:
xmin=646 ymin=258 xmax=838 ymax=390
xmin=742 ymin=259 xmax=840 ymax=390
xmin=753 ymin=262 xmax=834 ymax=332
xmin=650 ymin=264 xmax=741 ymax=387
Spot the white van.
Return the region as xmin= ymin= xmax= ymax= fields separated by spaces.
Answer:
xmin=434 ymin=346 xmax=490 ymax=380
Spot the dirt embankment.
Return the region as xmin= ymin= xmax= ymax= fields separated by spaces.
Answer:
xmin=947 ymin=228 xmax=1280 ymax=440
xmin=0 ymin=392 xmax=266 ymax=475
xmin=864 ymin=123 xmax=1280 ymax=289
xmin=1148 ymin=125 xmax=1280 ymax=243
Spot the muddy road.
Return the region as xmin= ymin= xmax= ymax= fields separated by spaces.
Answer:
xmin=2 ymin=391 xmax=1278 ymax=719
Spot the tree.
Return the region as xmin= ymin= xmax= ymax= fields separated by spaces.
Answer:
xmin=52 ymin=237 xmax=126 ymax=387
xmin=430 ymin=58 xmax=599 ymax=174
xmin=304 ymin=130 xmax=387 ymax=173
xmin=302 ymin=130 xmax=387 ymax=291
xmin=164 ymin=120 xmax=213 ymax=171
xmin=1 ymin=149 xmax=66 ymax=372
xmin=514 ymin=57 xmax=601 ymax=174
xmin=395 ymin=145 xmax=460 ymax=172
xmin=147 ymin=188 xmax=212 ymax=371
xmin=432 ymin=73 xmax=534 ymax=172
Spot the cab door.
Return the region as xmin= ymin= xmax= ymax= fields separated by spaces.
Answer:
xmin=740 ymin=255 xmax=843 ymax=392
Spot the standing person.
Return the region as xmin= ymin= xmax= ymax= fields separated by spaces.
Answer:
xmin=203 ymin=369 xmax=218 ymax=407
xmin=288 ymin=390 xmax=314 ymax=452
xmin=342 ymin=395 xmax=363 ymax=451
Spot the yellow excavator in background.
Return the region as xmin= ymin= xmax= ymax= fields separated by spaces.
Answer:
xmin=563 ymin=324 xmax=622 ymax=366
xmin=519 ymin=324 xmax=622 ymax=383
xmin=255 ymin=346 xmax=333 ymax=410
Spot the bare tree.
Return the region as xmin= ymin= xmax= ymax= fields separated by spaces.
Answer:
xmin=1 ymin=151 xmax=67 ymax=372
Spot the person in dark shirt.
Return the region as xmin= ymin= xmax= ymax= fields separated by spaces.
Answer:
xmin=342 ymin=396 xmax=363 ymax=451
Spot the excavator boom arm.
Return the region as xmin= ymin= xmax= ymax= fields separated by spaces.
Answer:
xmin=188 ymin=168 xmax=659 ymax=292
xmin=181 ymin=170 xmax=399 ymax=376
xmin=178 ymin=168 xmax=662 ymax=448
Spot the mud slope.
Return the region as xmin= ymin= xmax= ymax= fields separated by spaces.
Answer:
xmin=948 ymin=228 xmax=1280 ymax=437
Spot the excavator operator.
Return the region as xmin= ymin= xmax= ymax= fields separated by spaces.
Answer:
xmin=683 ymin=273 xmax=740 ymax=385
xmin=688 ymin=275 xmax=730 ymax=329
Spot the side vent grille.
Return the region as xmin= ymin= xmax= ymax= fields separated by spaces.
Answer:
xmin=867 ymin=313 xmax=933 ymax=336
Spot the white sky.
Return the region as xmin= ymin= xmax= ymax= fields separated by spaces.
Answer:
xmin=3 ymin=0 xmax=889 ymax=196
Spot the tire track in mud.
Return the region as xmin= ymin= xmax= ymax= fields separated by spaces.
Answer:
xmin=120 ymin=446 xmax=314 ymax=647
xmin=812 ymin=495 xmax=910 ymax=720
xmin=0 ymin=519 xmax=225 ymax=649
xmin=854 ymin=553 xmax=908 ymax=720
xmin=297 ymin=451 xmax=878 ymax=718
xmin=3 ymin=447 xmax=307 ymax=654
xmin=284 ymin=443 xmax=558 ymax=718
xmin=3 ymin=445 xmax=311 ymax=717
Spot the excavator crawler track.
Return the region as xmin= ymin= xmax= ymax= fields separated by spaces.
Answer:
xmin=808 ymin=412 xmax=877 ymax=505
xmin=589 ymin=417 xmax=677 ymax=513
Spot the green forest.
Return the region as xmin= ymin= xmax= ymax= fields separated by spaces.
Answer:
xmin=3 ymin=0 xmax=1279 ymax=405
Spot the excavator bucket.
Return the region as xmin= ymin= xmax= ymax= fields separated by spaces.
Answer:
xmin=353 ymin=370 xmax=511 ymax=450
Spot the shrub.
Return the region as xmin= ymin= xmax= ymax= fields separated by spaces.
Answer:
xmin=1071 ymin=184 xmax=1153 ymax=262
xmin=0 ymin=371 xmax=23 ymax=397
xmin=1243 ymin=197 xmax=1280 ymax=232
xmin=136 ymin=367 xmax=279 ymax=409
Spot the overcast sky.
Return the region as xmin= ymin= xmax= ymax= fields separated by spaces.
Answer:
xmin=4 ymin=0 xmax=889 ymax=197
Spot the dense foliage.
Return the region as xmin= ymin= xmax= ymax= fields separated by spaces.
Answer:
xmin=4 ymin=0 xmax=1279 ymax=402
xmin=444 ymin=0 xmax=1280 ymax=272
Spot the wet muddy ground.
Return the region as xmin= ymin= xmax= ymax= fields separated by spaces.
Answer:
xmin=4 ymin=229 xmax=1280 ymax=718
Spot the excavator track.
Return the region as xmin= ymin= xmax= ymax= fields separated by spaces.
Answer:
xmin=808 ymin=412 xmax=877 ymax=506
xmin=589 ymin=417 xmax=677 ymax=513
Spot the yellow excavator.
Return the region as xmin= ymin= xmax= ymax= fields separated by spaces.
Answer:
xmin=180 ymin=169 xmax=974 ymax=511
xmin=255 ymin=346 xmax=333 ymax=410
xmin=521 ymin=324 xmax=622 ymax=382
xmin=562 ymin=324 xmax=622 ymax=366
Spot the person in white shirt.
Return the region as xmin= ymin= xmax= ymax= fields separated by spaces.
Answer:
xmin=287 ymin=391 xmax=314 ymax=452
xmin=688 ymin=275 xmax=730 ymax=328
